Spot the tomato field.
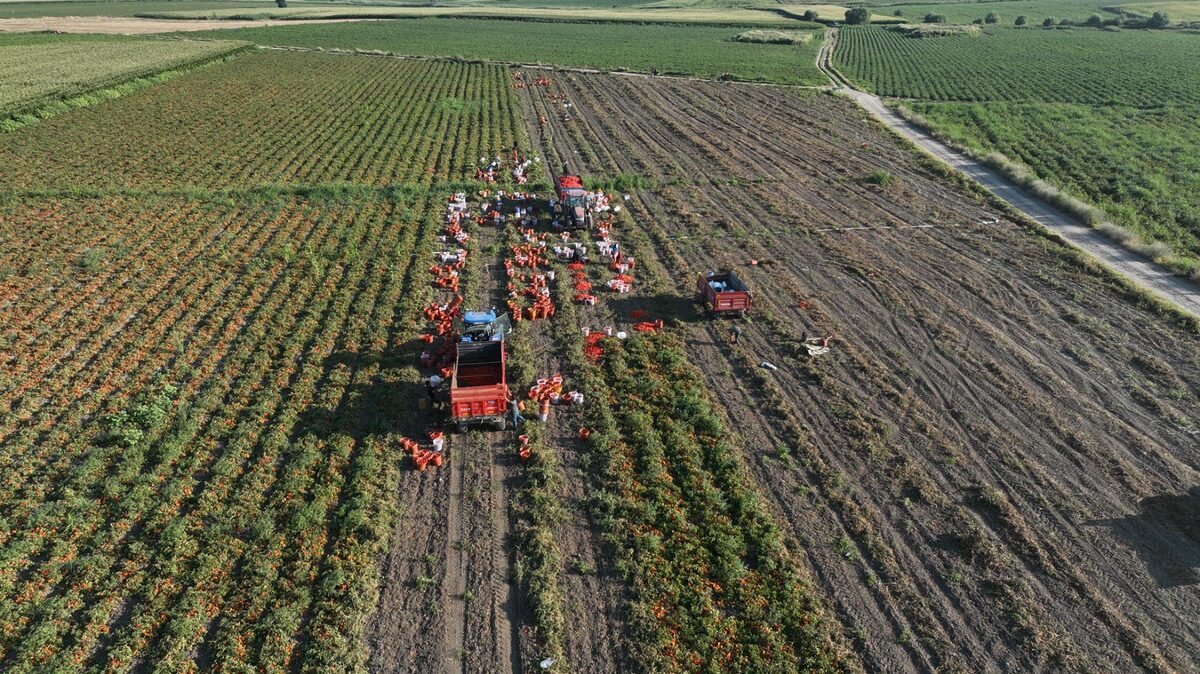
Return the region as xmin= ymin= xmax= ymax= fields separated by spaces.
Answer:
xmin=0 ymin=51 xmax=520 ymax=190
xmin=2 ymin=17 xmax=1199 ymax=674
xmin=0 ymin=191 xmax=453 ymax=671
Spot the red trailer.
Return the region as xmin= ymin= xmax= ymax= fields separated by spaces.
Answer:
xmin=697 ymin=270 xmax=752 ymax=317
xmin=450 ymin=340 xmax=510 ymax=431
xmin=555 ymin=172 xmax=593 ymax=230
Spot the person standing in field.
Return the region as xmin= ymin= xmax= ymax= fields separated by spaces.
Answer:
xmin=731 ymin=325 xmax=742 ymax=344
xmin=511 ymin=396 xmax=526 ymax=428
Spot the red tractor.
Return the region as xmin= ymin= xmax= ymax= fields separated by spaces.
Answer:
xmin=555 ymin=169 xmax=593 ymax=231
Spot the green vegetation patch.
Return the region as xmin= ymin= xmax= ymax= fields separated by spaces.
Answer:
xmin=776 ymin=3 xmax=904 ymax=22
xmin=194 ymin=18 xmax=828 ymax=84
xmin=581 ymin=332 xmax=852 ymax=671
xmin=909 ymin=100 xmax=1200 ymax=274
xmin=836 ymin=25 xmax=1200 ymax=104
xmin=733 ymin=28 xmax=815 ymax=44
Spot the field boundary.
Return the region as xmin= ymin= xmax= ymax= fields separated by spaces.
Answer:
xmin=819 ymin=29 xmax=1200 ymax=320
xmin=1 ymin=40 xmax=251 ymax=133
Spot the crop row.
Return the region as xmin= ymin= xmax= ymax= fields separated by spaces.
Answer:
xmin=835 ymin=26 xmax=1200 ymax=106
xmin=0 ymin=190 xmax=442 ymax=672
xmin=0 ymin=51 xmax=520 ymax=191
xmin=576 ymin=332 xmax=849 ymax=673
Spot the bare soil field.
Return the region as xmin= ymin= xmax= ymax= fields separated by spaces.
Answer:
xmin=519 ymin=73 xmax=1200 ymax=673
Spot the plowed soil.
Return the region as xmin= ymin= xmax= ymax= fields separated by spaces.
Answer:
xmin=519 ymin=73 xmax=1200 ymax=673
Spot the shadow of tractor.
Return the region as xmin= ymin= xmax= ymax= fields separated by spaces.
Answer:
xmin=1089 ymin=486 xmax=1200 ymax=589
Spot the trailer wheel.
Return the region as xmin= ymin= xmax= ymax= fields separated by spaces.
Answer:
xmin=739 ymin=309 xmax=747 ymax=319
xmin=495 ymin=418 xmax=507 ymax=431
xmin=456 ymin=421 xmax=468 ymax=433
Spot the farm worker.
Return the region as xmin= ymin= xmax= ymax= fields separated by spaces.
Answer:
xmin=511 ymin=397 xmax=526 ymax=428
xmin=731 ymin=325 xmax=742 ymax=345
xmin=427 ymin=374 xmax=444 ymax=407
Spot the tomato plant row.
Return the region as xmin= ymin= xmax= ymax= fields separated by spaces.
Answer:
xmin=575 ymin=332 xmax=851 ymax=673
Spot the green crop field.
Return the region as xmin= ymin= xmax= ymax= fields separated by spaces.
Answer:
xmin=1116 ymin=1 xmax=1200 ymax=20
xmin=835 ymin=25 xmax=1200 ymax=104
xmin=0 ymin=35 xmax=245 ymax=122
xmin=905 ymin=101 xmax=1200 ymax=273
xmin=0 ymin=0 xmax=266 ymax=18
xmin=834 ymin=23 xmax=1200 ymax=271
xmin=862 ymin=0 xmax=1124 ymax=23
xmin=0 ymin=50 xmax=519 ymax=190
xmin=195 ymin=18 xmax=827 ymax=84
xmin=142 ymin=4 xmax=802 ymax=25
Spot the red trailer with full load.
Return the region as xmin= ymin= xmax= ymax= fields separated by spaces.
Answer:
xmin=450 ymin=340 xmax=509 ymax=431
xmin=697 ymin=270 xmax=752 ymax=317
xmin=555 ymin=172 xmax=593 ymax=230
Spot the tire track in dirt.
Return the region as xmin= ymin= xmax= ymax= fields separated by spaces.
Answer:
xmin=529 ymin=71 xmax=1200 ymax=673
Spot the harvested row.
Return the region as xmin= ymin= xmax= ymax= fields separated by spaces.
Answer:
xmin=0 ymin=51 xmax=521 ymax=191
xmin=0 ymin=191 xmax=445 ymax=672
xmin=523 ymin=72 xmax=1200 ymax=673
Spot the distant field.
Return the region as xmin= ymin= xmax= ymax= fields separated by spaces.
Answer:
xmin=0 ymin=50 xmax=520 ymax=189
xmin=835 ymin=25 xmax=1200 ymax=104
xmin=1116 ymin=1 xmax=1200 ymax=20
xmin=865 ymin=0 xmax=1123 ymax=23
xmin=0 ymin=35 xmax=244 ymax=122
xmin=0 ymin=0 xmax=266 ymax=18
xmin=143 ymin=4 xmax=802 ymax=26
xmin=907 ymin=101 xmax=1200 ymax=272
xmin=774 ymin=3 xmax=904 ymax=22
xmin=195 ymin=18 xmax=828 ymax=84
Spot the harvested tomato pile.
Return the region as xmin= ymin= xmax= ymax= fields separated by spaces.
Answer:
xmin=400 ymin=436 xmax=443 ymax=471
xmin=506 ymin=239 xmax=557 ymax=322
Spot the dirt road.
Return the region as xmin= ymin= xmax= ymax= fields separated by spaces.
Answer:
xmin=819 ymin=28 xmax=1200 ymax=319
xmin=522 ymin=70 xmax=1200 ymax=673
